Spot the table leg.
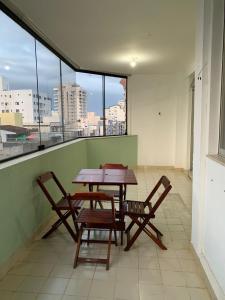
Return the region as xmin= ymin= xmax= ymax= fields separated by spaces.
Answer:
xmin=89 ymin=184 xmax=94 ymax=209
xmin=119 ymin=184 xmax=124 ymax=245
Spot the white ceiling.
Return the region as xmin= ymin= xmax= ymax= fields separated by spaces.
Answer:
xmin=5 ymin=0 xmax=196 ymax=75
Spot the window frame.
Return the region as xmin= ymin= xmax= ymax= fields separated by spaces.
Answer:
xmin=0 ymin=2 xmax=128 ymax=163
xmin=219 ymin=10 xmax=225 ymax=157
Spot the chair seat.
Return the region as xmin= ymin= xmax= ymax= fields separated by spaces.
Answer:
xmin=77 ymin=208 xmax=115 ymax=224
xmin=56 ymin=198 xmax=83 ymax=210
xmin=124 ymin=200 xmax=153 ymax=217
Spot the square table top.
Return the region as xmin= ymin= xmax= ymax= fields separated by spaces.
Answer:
xmin=72 ymin=168 xmax=138 ymax=185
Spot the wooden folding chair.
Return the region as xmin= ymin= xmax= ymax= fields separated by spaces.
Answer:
xmin=124 ymin=176 xmax=172 ymax=251
xmin=37 ymin=171 xmax=83 ymax=242
xmin=97 ymin=163 xmax=128 ymax=201
xmin=69 ymin=192 xmax=117 ymax=270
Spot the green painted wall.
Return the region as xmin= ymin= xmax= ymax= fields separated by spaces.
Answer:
xmin=87 ymin=135 xmax=138 ymax=168
xmin=0 ymin=135 xmax=137 ymax=267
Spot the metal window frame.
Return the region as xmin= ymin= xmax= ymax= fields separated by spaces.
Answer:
xmin=0 ymin=1 xmax=128 ymax=163
xmin=219 ymin=5 xmax=225 ymax=157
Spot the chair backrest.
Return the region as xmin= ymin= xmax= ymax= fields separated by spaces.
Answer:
xmin=37 ymin=171 xmax=67 ymax=208
xmin=69 ymin=192 xmax=115 ymax=219
xmin=100 ymin=163 xmax=128 ymax=170
xmin=145 ymin=176 xmax=172 ymax=216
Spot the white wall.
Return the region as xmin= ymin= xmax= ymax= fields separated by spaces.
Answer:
xmin=128 ymin=74 xmax=190 ymax=168
xmin=192 ymin=0 xmax=225 ymax=298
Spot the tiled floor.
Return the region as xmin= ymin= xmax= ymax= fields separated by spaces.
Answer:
xmin=0 ymin=167 xmax=212 ymax=300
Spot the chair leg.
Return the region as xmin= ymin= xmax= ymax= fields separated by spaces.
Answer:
xmin=114 ymin=230 xmax=118 ymax=246
xmin=124 ymin=221 xmax=144 ymax=251
xmin=147 ymin=222 xmax=163 ymax=236
xmin=87 ymin=229 xmax=91 ymax=246
xmin=143 ymin=227 xmax=167 ymax=250
xmin=74 ymin=225 xmax=83 ymax=268
xmin=125 ymin=220 xmax=135 ymax=233
xmin=50 ymin=210 xmax=77 ymax=242
xmin=106 ymin=229 xmax=112 ymax=270
xmin=120 ymin=231 xmax=123 ymax=245
xmin=124 ymin=217 xmax=149 ymax=251
xmin=42 ymin=218 xmax=63 ymax=239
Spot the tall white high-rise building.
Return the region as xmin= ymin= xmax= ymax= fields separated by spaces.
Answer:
xmin=54 ymin=83 xmax=87 ymax=129
xmin=0 ymin=89 xmax=51 ymax=124
xmin=105 ymin=99 xmax=125 ymax=122
xmin=0 ymin=76 xmax=9 ymax=91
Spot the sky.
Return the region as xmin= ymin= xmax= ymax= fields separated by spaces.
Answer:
xmin=0 ymin=10 xmax=126 ymax=115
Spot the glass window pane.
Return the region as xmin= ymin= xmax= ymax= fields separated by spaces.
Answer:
xmin=76 ymin=72 xmax=103 ymax=136
xmin=0 ymin=10 xmax=39 ymax=161
xmin=105 ymin=76 xmax=126 ymax=135
xmin=61 ymin=62 xmax=80 ymax=140
xmin=36 ymin=41 xmax=62 ymax=147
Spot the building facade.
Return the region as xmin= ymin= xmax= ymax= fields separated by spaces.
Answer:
xmin=54 ymin=83 xmax=87 ymax=131
xmin=0 ymin=88 xmax=51 ymax=124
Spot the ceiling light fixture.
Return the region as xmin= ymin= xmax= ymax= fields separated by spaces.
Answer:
xmin=130 ymin=58 xmax=137 ymax=68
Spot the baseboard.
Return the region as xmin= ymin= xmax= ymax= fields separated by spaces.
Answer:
xmin=137 ymin=165 xmax=186 ymax=171
xmin=0 ymin=213 xmax=53 ymax=279
xmin=190 ymin=244 xmax=225 ymax=300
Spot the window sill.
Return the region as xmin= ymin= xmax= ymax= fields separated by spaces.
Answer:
xmin=207 ymin=154 xmax=225 ymax=167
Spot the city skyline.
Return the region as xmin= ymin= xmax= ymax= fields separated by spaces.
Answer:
xmin=0 ymin=11 xmax=126 ymax=115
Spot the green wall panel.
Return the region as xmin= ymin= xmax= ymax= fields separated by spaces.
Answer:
xmin=87 ymin=135 xmax=137 ymax=168
xmin=0 ymin=136 xmax=137 ymax=266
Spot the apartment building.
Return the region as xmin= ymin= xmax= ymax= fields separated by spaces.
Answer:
xmin=0 ymin=81 xmax=51 ymax=124
xmin=54 ymin=83 xmax=87 ymax=130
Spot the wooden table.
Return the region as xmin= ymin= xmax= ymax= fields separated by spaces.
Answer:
xmin=72 ymin=168 xmax=138 ymax=243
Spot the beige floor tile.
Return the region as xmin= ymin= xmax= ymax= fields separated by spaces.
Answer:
xmin=0 ymin=290 xmax=14 ymax=300
xmin=0 ymin=275 xmax=25 ymax=291
xmin=62 ymin=296 xmax=87 ymax=300
xmin=93 ymin=265 xmax=116 ymax=281
xmin=170 ymin=232 xmax=188 ymax=241
xmin=184 ymin=272 xmax=206 ymax=288
xmin=168 ymin=225 xmax=185 ymax=232
xmin=50 ymin=265 xmax=74 ymax=278
xmin=115 ymin=267 xmax=138 ymax=283
xmin=179 ymin=259 xmax=199 ymax=273
xmin=166 ymin=218 xmax=182 ymax=225
xmin=159 ymin=258 xmax=181 ymax=271
xmin=157 ymin=249 xmax=177 ymax=258
xmin=188 ymin=287 xmax=211 ymax=299
xmin=115 ymin=255 xmax=139 ymax=268
xmin=139 ymin=257 xmax=159 ymax=269
xmin=89 ymin=279 xmax=114 ymax=300
xmin=65 ymin=278 xmax=91 ymax=296
xmin=139 ymin=269 xmax=162 ymax=285
xmin=17 ymin=276 xmax=46 ymax=293
xmin=164 ymin=286 xmax=190 ymax=300
xmin=40 ymin=277 xmax=69 ymax=294
xmin=12 ymin=292 xmax=37 ymax=300
xmin=139 ymin=282 xmax=164 ymax=300
xmin=36 ymin=294 xmax=62 ymax=300
xmin=175 ymin=249 xmax=194 ymax=259
xmin=140 ymin=295 xmax=165 ymax=300
xmin=115 ymin=281 xmax=139 ymax=300
xmin=161 ymin=270 xmax=186 ymax=286
xmin=32 ymin=263 xmax=54 ymax=277
xmin=138 ymin=246 xmax=157 ymax=257
xmin=72 ymin=265 xmax=96 ymax=280
xmin=9 ymin=263 xmax=33 ymax=276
